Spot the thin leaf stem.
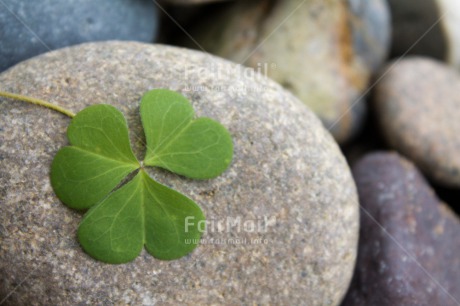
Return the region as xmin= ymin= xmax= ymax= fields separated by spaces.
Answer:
xmin=0 ymin=90 xmax=75 ymax=118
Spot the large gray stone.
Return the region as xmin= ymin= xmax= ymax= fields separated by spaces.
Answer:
xmin=0 ymin=0 xmax=158 ymax=72
xmin=0 ymin=42 xmax=359 ymax=305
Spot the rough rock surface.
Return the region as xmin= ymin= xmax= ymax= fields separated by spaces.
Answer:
xmin=0 ymin=42 xmax=359 ymax=305
xmin=186 ymin=0 xmax=391 ymax=143
xmin=342 ymin=152 xmax=460 ymax=306
xmin=0 ymin=0 xmax=158 ymax=72
xmin=374 ymin=57 xmax=460 ymax=187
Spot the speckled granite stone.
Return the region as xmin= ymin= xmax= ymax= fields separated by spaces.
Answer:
xmin=374 ymin=57 xmax=460 ymax=188
xmin=342 ymin=152 xmax=460 ymax=306
xmin=0 ymin=42 xmax=359 ymax=305
xmin=185 ymin=0 xmax=391 ymax=143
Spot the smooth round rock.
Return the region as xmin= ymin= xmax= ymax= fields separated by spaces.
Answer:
xmin=342 ymin=152 xmax=460 ymax=306
xmin=0 ymin=42 xmax=359 ymax=305
xmin=373 ymin=57 xmax=460 ymax=187
xmin=185 ymin=0 xmax=391 ymax=143
xmin=0 ymin=0 xmax=158 ymax=72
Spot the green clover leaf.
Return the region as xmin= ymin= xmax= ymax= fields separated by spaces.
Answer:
xmin=141 ymin=90 xmax=233 ymax=178
xmin=50 ymin=89 xmax=233 ymax=264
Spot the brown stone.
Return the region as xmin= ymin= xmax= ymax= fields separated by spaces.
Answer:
xmin=373 ymin=57 xmax=460 ymax=187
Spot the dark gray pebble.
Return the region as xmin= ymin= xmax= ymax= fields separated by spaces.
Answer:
xmin=342 ymin=152 xmax=460 ymax=306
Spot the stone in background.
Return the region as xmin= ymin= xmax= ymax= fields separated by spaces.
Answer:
xmin=342 ymin=152 xmax=460 ymax=306
xmin=373 ymin=57 xmax=460 ymax=188
xmin=0 ymin=0 xmax=159 ymax=72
